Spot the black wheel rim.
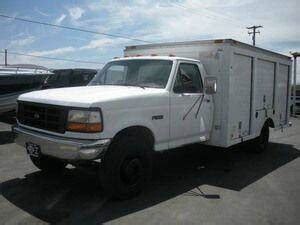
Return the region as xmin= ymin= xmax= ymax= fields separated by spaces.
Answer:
xmin=120 ymin=158 xmax=143 ymax=186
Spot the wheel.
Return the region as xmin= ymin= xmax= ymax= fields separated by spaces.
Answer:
xmin=252 ymin=124 xmax=269 ymax=153
xmin=30 ymin=155 xmax=67 ymax=173
xmin=99 ymin=135 xmax=152 ymax=200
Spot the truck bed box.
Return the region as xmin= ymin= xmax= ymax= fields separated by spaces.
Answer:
xmin=124 ymin=39 xmax=292 ymax=147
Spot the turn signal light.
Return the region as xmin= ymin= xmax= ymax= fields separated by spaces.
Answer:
xmin=67 ymin=122 xmax=103 ymax=133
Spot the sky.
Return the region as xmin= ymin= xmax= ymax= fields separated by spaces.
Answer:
xmin=0 ymin=0 xmax=299 ymax=79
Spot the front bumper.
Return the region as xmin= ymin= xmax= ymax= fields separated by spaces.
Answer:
xmin=13 ymin=125 xmax=111 ymax=160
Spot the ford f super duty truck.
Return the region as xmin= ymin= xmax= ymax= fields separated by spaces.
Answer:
xmin=13 ymin=39 xmax=292 ymax=199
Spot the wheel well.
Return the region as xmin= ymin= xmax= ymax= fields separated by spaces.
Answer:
xmin=265 ymin=118 xmax=275 ymax=128
xmin=113 ymin=126 xmax=155 ymax=149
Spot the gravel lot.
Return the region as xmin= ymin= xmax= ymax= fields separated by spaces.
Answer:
xmin=0 ymin=112 xmax=299 ymax=225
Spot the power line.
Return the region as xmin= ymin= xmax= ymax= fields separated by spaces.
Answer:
xmin=0 ymin=13 xmax=153 ymax=44
xmin=0 ymin=50 xmax=105 ymax=65
xmin=247 ymin=25 xmax=263 ymax=46
xmin=170 ymin=2 xmax=245 ymax=28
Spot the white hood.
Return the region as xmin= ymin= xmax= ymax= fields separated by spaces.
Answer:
xmin=18 ymin=85 xmax=165 ymax=107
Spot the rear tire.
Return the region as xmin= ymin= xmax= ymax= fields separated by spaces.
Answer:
xmin=30 ymin=155 xmax=67 ymax=173
xmin=251 ymin=124 xmax=269 ymax=153
xmin=99 ymin=135 xmax=152 ymax=200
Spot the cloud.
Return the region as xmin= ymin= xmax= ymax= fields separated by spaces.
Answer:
xmin=5 ymin=53 xmax=100 ymax=69
xmin=25 ymin=36 xmax=124 ymax=59
xmin=4 ymin=0 xmax=299 ymax=72
xmin=55 ymin=14 xmax=66 ymax=25
xmin=80 ymin=38 xmax=127 ymax=50
xmin=30 ymin=46 xmax=76 ymax=56
xmin=185 ymin=0 xmax=254 ymax=8
xmin=26 ymin=38 xmax=123 ymax=57
xmin=8 ymin=36 xmax=36 ymax=48
xmin=85 ymin=0 xmax=299 ymax=47
xmin=68 ymin=7 xmax=85 ymax=20
xmin=34 ymin=7 xmax=50 ymax=17
xmin=25 ymin=37 xmax=121 ymax=57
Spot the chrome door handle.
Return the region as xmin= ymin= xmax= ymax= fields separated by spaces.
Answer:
xmin=181 ymin=93 xmax=202 ymax=97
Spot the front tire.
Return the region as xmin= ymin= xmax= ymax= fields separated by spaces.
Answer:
xmin=99 ymin=135 xmax=152 ymax=200
xmin=30 ymin=155 xmax=67 ymax=173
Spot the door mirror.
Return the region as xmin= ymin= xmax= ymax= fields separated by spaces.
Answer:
xmin=204 ymin=77 xmax=217 ymax=94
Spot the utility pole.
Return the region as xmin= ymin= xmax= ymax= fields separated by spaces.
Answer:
xmin=247 ymin=25 xmax=263 ymax=46
xmin=291 ymin=52 xmax=300 ymax=117
xmin=4 ymin=49 xmax=7 ymax=66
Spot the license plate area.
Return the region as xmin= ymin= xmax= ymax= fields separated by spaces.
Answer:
xmin=26 ymin=142 xmax=41 ymax=157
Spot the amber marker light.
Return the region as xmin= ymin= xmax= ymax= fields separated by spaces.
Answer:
xmin=66 ymin=109 xmax=103 ymax=133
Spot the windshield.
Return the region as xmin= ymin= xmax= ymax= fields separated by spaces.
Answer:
xmin=89 ymin=59 xmax=173 ymax=88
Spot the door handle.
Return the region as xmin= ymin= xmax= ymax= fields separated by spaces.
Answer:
xmin=181 ymin=93 xmax=193 ymax=97
xmin=205 ymin=98 xmax=210 ymax=103
xmin=181 ymin=93 xmax=202 ymax=97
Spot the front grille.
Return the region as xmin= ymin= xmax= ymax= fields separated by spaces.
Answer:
xmin=17 ymin=101 xmax=67 ymax=133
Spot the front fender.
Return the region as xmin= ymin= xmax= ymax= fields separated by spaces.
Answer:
xmin=103 ymin=109 xmax=169 ymax=151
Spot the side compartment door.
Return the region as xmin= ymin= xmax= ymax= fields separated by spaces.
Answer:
xmin=230 ymin=53 xmax=252 ymax=139
xmin=276 ymin=64 xmax=290 ymax=125
xmin=255 ymin=59 xmax=276 ymax=110
xmin=169 ymin=61 xmax=210 ymax=148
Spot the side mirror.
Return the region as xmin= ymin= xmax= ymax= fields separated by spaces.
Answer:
xmin=204 ymin=77 xmax=217 ymax=94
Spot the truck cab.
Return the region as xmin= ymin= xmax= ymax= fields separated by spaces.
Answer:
xmin=14 ymin=56 xmax=214 ymax=199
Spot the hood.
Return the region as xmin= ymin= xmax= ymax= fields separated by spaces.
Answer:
xmin=18 ymin=85 xmax=166 ymax=107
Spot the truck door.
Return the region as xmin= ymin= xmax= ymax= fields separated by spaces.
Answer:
xmin=169 ymin=61 xmax=211 ymax=148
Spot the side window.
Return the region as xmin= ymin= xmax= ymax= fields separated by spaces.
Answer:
xmin=173 ymin=63 xmax=203 ymax=93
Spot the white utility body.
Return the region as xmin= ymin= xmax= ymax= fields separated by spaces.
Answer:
xmin=13 ymin=39 xmax=292 ymax=199
xmin=124 ymin=39 xmax=292 ymax=147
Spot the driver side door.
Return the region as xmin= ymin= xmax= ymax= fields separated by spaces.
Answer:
xmin=169 ymin=61 xmax=208 ymax=149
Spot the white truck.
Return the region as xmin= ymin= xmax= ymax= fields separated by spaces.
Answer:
xmin=13 ymin=39 xmax=291 ymax=199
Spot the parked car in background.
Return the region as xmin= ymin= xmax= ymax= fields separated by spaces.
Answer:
xmin=41 ymin=68 xmax=97 ymax=89
xmin=0 ymin=64 xmax=51 ymax=114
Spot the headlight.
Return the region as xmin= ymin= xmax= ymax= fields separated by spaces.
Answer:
xmin=66 ymin=109 xmax=103 ymax=133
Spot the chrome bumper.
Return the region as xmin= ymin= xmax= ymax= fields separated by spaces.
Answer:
xmin=13 ymin=125 xmax=111 ymax=160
